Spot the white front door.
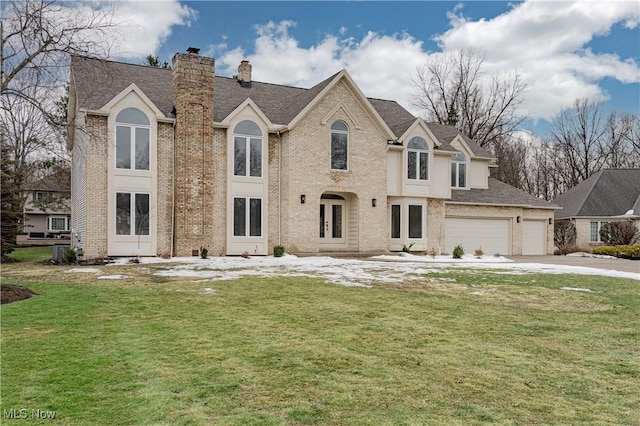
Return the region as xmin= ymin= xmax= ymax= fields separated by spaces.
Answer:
xmin=320 ymin=200 xmax=346 ymax=247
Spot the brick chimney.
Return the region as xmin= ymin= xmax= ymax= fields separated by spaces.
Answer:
xmin=237 ymin=60 xmax=252 ymax=86
xmin=171 ymin=48 xmax=215 ymax=256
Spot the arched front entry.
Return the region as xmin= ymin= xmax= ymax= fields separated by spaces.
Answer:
xmin=319 ymin=192 xmax=358 ymax=251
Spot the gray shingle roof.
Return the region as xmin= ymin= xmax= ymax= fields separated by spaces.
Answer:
xmin=425 ymin=123 xmax=493 ymax=158
xmin=448 ymin=178 xmax=557 ymax=209
xmin=553 ymin=169 xmax=640 ymax=218
xmin=70 ymin=55 xmax=492 ymax=161
xmin=71 ymin=56 xmax=175 ymax=116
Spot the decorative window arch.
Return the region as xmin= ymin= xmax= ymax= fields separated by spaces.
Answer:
xmin=233 ymin=120 xmax=263 ymax=177
xmin=451 ymin=151 xmax=467 ymax=188
xmin=115 ymin=107 xmax=150 ymax=170
xmin=407 ymin=136 xmax=429 ymax=180
xmin=330 ymin=121 xmax=349 ymax=170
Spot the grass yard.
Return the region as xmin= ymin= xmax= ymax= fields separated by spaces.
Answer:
xmin=1 ymin=248 xmax=639 ymax=425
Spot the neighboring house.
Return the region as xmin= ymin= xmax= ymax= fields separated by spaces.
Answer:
xmin=67 ymin=49 xmax=556 ymax=259
xmin=553 ymin=169 xmax=640 ymax=248
xmin=18 ymin=170 xmax=71 ymax=246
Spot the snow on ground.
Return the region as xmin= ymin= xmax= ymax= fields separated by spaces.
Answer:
xmin=97 ymin=275 xmax=130 ymax=280
xmin=103 ymin=253 xmax=639 ymax=286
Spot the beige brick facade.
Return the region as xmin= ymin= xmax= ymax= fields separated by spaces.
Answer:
xmin=280 ymin=80 xmax=389 ymax=253
xmin=71 ymin=53 xmax=555 ymax=258
xmin=172 ymin=53 xmax=218 ymax=256
xmin=84 ymin=115 xmax=109 ymax=258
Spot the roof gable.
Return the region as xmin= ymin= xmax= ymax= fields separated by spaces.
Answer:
xmin=287 ymin=70 xmax=395 ymax=139
xmin=554 ymin=169 xmax=640 ymax=218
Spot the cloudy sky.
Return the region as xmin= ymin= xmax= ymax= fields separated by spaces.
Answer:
xmin=69 ymin=1 xmax=640 ymax=132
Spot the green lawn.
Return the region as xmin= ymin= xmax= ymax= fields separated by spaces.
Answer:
xmin=6 ymin=246 xmax=53 ymax=263
xmin=1 ymin=256 xmax=638 ymax=425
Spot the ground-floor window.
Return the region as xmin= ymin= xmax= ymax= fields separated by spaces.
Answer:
xmin=389 ymin=201 xmax=425 ymax=241
xmin=116 ymin=192 xmax=150 ymax=236
xmin=233 ymin=197 xmax=262 ymax=237
xmin=391 ymin=204 xmax=401 ymax=239
xmin=590 ymin=221 xmax=608 ymax=242
xmin=408 ymin=205 xmax=423 ymax=238
xmin=47 ymin=216 xmax=70 ymax=232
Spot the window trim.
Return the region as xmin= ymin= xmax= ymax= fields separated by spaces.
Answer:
xmin=115 ymin=108 xmax=151 ymax=171
xmin=407 ymin=137 xmax=430 ymax=181
xmin=590 ymin=220 xmax=609 ymax=243
xmin=47 ymin=216 xmax=69 ymax=232
xmin=115 ymin=192 xmax=150 ymax=237
xmin=451 ymin=151 xmax=467 ymax=188
xmin=233 ymin=120 xmax=263 ymax=178
xmin=233 ymin=196 xmax=263 ymax=237
xmin=330 ymin=120 xmax=349 ymax=171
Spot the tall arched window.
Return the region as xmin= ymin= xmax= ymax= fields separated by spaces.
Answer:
xmin=331 ymin=121 xmax=349 ymax=170
xmin=115 ymin=108 xmax=150 ymax=170
xmin=407 ymin=136 xmax=429 ymax=180
xmin=233 ymin=120 xmax=262 ymax=177
xmin=451 ymin=151 xmax=467 ymax=188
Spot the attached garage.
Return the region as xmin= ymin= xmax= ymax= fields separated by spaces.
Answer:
xmin=522 ymin=220 xmax=546 ymax=255
xmin=445 ymin=217 xmax=510 ymax=255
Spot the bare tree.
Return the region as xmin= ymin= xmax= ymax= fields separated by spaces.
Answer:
xmin=1 ymin=0 xmax=120 ymax=254
xmin=412 ymin=48 xmax=527 ymax=148
xmin=548 ymin=99 xmax=639 ymax=191
xmin=1 ymin=0 xmax=118 ymax=119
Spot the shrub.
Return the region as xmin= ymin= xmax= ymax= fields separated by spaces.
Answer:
xmin=64 ymin=248 xmax=77 ymax=263
xmin=273 ymin=245 xmax=285 ymax=257
xmin=452 ymin=244 xmax=464 ymax=259
xmin=592 ymin=244 xmax=640 ymax=259
xmin=599 ymin=221 xmax=639 ymax=246
xmin=554 ymin=246 xmax=590 ymax=255
xmin=199 ymin=246 xmax=208 ymax=259
xmin=554 ymin=220 xmax=577 ymax=250
xmin=401 ymin=242 xmax=415 ymax=253
xmin=474 ymin=247 xmax=484 ymax=258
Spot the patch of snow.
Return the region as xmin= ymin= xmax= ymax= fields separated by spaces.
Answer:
xmin=371 ymin=254 xmax=513 ymax=263
xmin=561 ymin=287 xmax=596 ymax=293
xmin=97 ymin=275 xmax=129 ymax=280
xmin=566 ymin=252 xmax=615 ymax=259
xmin=66 ymin=268 xmax=102 ymax=274
xmin=104 ymin=253 xmax=639 ymax=287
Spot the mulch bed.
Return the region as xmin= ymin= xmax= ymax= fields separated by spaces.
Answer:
xmin=1 ymin=284 xmax=36 ymax=304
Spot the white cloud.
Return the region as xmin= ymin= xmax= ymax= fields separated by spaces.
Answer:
xmin=40 ymin=0 xmax=197 ymax=59
xmin=209 ymin=1 xmax=638 ymax=122
xmin=435 ymin=0 xmax=640 ymax=119
xmin=109 ymin=0 xmax=197 ymax=58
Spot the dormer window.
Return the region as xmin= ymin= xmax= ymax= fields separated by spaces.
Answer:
xmin=115 ymin=108 xmax=150 ymax=170
xmin=407 ymin=136 xmax=429 ymax=181
xmin=330 ymin=121 xmax=349 ymax=170
xmin=451 ymin=151 xmax=467 ymax=188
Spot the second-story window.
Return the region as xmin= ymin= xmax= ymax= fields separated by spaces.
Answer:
xmin=407 ymin=136 xmax=429 ymax=181
xmin=331 ymin=121 xmax=349 ymax=170
xmin=451 ymin=151 xmax=467 ymax=188
xmin=115 ymin=108 xmax=150 ymax=171
xmin=234 ymin=120 xmax=263 ymax=177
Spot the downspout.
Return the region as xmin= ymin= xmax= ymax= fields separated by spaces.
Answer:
xmin=170 ymin=119 xmax=176 ymax=257
xmin=278 ymin=131 xmax=282 ymax=246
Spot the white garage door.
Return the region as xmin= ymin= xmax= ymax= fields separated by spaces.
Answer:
xmin=445 ymin=218 xmax=510 ymax=255
xmin=523 ymin=220 xmax=546 ymax=255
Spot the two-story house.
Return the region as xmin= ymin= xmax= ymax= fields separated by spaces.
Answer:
xmin=67 ymin=49 xmax=556 ymax=259
xmin=18 ymin=169 xmax=71 ymax=246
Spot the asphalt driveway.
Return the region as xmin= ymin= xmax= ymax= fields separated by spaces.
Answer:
xmin=507 ymin=255 xmax=640 ymax=275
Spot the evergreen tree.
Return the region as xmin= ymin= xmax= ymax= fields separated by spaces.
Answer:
xmin=1 ymin=143 xmax=23 ymax=259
